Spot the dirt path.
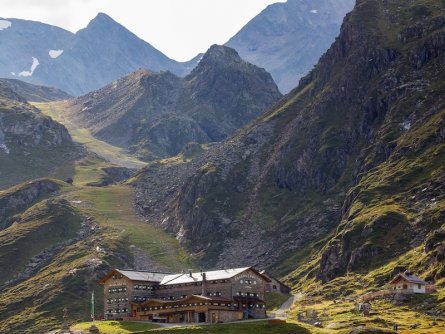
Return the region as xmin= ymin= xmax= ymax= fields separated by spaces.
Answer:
xmin=274 ymin=292 xmax=303 ymax=318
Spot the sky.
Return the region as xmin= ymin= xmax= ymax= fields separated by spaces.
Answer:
xmin=0 ymin=0 xmax=285 ymax=61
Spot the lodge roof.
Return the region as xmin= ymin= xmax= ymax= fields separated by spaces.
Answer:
xmin=99 ymin=269 xmax=170 ymax=284
xmin=100 ymin=267 xmax=270 ymax=285
xmin=160 ymin=267 xmax=270 ymax=285
xmin=390 ymin=271 xmax=427 ymax=285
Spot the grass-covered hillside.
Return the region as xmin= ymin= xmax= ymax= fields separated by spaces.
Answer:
xmin=0 ymin=154 xmax=194 ymax=333
xmin=1 ymin=1 xmax=445 ymax=333
xmin=72 ymin=320 xmax=309 ymax=334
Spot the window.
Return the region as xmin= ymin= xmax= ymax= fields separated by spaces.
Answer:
xmin=418 ymin=284 xmax=421 ymax=289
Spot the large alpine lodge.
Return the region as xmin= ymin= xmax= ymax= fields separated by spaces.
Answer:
xmin=100 ymin=267 xmax=287 ymax=323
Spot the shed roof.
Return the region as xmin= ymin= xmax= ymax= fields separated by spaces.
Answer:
xmin=260 ymin=270 xmax=291 ymax=290
xmin=390 ymin=271 xmax=427 ymax=285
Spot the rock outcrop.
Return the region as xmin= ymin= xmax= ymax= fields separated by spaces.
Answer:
xmin=0 ymin=178 xmax=64 ymax=229
xmin=0 ymin=84 xmax=77 ymax=188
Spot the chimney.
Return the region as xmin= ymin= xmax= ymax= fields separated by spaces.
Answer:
xmin=188 ymin=269 xmax=193 ymax=278
xmin=201 ymin=272 xmax=207 ymax=296
xmin=405 ymin=270 xmax=412 ymax=276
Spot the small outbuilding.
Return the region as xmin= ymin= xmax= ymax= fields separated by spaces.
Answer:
xmin=260 ymin=271 xmax=291 ymax=294
xmin=390 ymin=271 xmax=427 ymax=294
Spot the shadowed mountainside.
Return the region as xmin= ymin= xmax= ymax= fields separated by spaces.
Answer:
xmin=0 ymin=82 xmax=77 ymax=189
xmin=0 ymin=78 xmax=71 ymax=102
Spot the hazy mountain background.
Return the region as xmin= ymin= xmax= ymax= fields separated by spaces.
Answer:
xmin=226 ymin=0 xmax=356 ymax=92
xmin=0 ymin=14 xmax=199 ymax=96
xmin=0 ymin=0 xmax=355 ymax=95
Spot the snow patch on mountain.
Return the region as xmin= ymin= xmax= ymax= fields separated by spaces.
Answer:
xmin=18 ymin=57 xmax=40 ymax=77
xmin=49 ymin=49 xmax=64 ymax=58
xmin=0 ymin=20 xmax=11 ymax=30
xmin=0 ymin=143 xmax=10 ymax=155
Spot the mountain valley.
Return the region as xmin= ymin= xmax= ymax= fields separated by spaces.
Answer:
xmin=0 ymin=0 xmax=444 ymax=333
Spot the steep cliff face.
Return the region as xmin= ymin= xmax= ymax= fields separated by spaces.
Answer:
xmin=134 ymin=0 xmax=445 ymax=281
xmin=66 ymin=45 xmax=282 ymax=161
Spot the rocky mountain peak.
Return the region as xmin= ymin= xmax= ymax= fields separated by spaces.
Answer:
xmin=186 ymin=44 xmax=279 ymax=92
xmin=86 ymin=12 xmax=119 ymax=29
xmin=200 ymin=44 xmax=242 ymax=65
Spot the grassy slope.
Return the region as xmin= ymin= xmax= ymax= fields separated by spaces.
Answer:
xmin=73 ymin=321 xmax=160 ymax=333
xmin=269 ymin=0 xmax=445 ymax=332
xmin=34 ymin=101 xmax=147 ymax=169
xmin=73 ymin=320 xmax=309 ymax=334
xmin=0 ymin=159 xmax=193 ymax=331
xmin=0 ymin=198 xmax=82 ymax=284
xmin=63 ymin=184 xmax=193 ymax=272
xmin=0 ymin=153 xmax=192 ymax=333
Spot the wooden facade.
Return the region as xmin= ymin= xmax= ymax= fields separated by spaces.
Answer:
xmin=131 ymin=295 xmax=244 ymax=323
xmin=100 ymin=267 xmax=270 ymax=322
xmin=100 ymin=269 xmax=168 ymax=319
xmin=261 ymin=271 xmax=291 ymax=294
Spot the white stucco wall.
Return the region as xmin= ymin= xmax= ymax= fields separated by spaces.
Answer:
xmin=393 ymin=281 xmax=425 ymax=293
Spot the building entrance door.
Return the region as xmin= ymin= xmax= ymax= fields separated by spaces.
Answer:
xmin=198 ymin=312 xmax=206 ymax=323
